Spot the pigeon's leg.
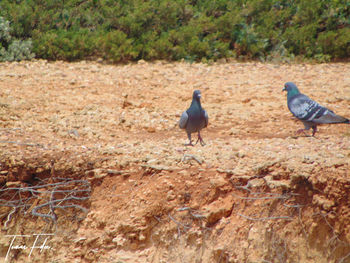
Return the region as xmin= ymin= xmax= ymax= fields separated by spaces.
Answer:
xmin=195 ymin=131 xmax=206 ymax=146
xmin=297 ymin=123 xmax=311 ymax=137
xmin=311 ymin=126 xmax=317 ymax=136
xmin=184 ymin=133 xmax=194 ymax=146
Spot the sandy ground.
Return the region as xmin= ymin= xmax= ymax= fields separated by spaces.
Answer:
xmin=0 ymin=60 xmax=350 ymax=262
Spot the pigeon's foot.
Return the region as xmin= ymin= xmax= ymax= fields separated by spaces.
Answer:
xmin=312 ymin=126 xmax=317 ymax=137
xmin=195 ymin=132 xmax=206 ymax=146
xmin=184 ymin=140 xmax=194 ymax=146
xmin=295 ymin=129 xmax=314 ymax=138
xmin=296 ymin=129 xmax=308 ymax=136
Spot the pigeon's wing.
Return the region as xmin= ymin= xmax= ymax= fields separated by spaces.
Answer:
xmin=289 ymin=94 xmax=349 ymax=124
xmin=204 ymin=109 xmax=208 ymax=127
xmin=179 ymin=111 xmax=188 ymax=129
xmin=288 ymin=94 xmax=326 ymax=122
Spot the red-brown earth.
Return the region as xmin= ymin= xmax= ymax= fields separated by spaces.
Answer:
xmin=0 ymin=60 xmax=349 ymax=262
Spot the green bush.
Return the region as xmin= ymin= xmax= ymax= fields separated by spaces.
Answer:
xmin=0 ymin=16 xmax=11 ymax=42
xmin=0 ymin=16 xmax=34 ymax=62
xmin=33 ymin=29 xmax=95 ymax=61
xmin=0 ymin=0 xmax=349 ymax=63
xmin=318 ymin=28 xmax=350 ymax=58
xmin=0 ymin=39 xmax=35 ymax=62
xmin=99 ymin=30 xmax=138 ymax=62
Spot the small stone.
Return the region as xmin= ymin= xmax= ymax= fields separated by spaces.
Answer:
xmin=92 ymin=169 xmax=107 ymax=179
xmin=203 ymin=195 xmax=234 ymax=225
xmin=138 ymin=59 xmax=146 ymax=64
xmin=146 ymin=127 xmax=156 ymax=133
xmin=264 ymin=176 xmax=290 ymax=190
xmin=74 ymin=237 xmax=87 ymax=244
xmin=112 ymin=235 xmax=126 ymax=246
xmin=166 ymin=190 xmax=176 ymax=201
xmin=6 ymin=181 xmax=22 ymax=187
xmin=139 ymin=233 xmax=146 ymax=241
xmin=185 ymin=180 xmax=196 ymax=187
xmin=247 ymin=178 xmax=265 ymax=188
xmin=210 ymin=176 xmax=227 ymax=188
xmin=177 ymin=170 xmax=188 ymax=176
xmin=312 ymin=194 xmax=335 ymax=211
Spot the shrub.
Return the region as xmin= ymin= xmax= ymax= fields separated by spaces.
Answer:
xmin=33 ymin=29 xmax=95 ymax=61
xmin=0 ymin=0 xmax=349 ymax=62
xmin=317 ymin=28 xmax=350 ymax=58
xmin=0 ymin=16 xmax=34 ymax=62
xmin=0 ymin=16 xmax=11 ymax=43
xmin=99 ymin=30 xmax=139 ymax=62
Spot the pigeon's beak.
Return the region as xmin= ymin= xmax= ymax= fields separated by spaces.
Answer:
xmin=198 ymin=94 xmax=201 ymax=99
xmin=282 ymin=87 xmax=286 ymax=92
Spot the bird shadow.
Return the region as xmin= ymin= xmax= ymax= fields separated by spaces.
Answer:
xmin=290 ymin=135 xmax=317 ymax=139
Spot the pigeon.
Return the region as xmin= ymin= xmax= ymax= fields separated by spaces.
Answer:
xmin=283 ymin=82 xmax=349 ymax=136
xmin=179 ymin=90 xmax=208 ymax=146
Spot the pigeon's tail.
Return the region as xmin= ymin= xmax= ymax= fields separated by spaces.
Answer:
xmin=331 ymin=115 xmax=349 ymax=124
xmin=314 ymin=110 xmax=350 ymax=124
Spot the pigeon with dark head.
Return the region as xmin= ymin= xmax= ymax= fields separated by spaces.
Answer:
xmin=283 ymin=82 xmax=349 ymax=136
xmin=179 ymin=90 xmax=208 ymax=146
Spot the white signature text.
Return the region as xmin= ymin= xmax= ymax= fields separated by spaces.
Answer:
xmin=5 ymin=233 xmax=54 ymax=261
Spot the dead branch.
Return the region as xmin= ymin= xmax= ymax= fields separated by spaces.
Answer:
xmin=339 ymin=251 xmax=350 ymax=263
xmin=153 ymin=215 xmax=161 ymax=223
xmin=297 ymin=207 xmax=308 ymax=239
xmin=313 ymin=211 xmax=336 ymax=230
xmin=233 ymin=193 xmax=291 ymax=200
xmin=31 ymin=196 xmax=90 ymax=220
xmin=168 ymin=213 xmax=191 ymax=237
xmin=49 ymin=185 xmax=58 ymax=222
xmin=181 ymin=154 xmax=203 ymax=165
xmin=283 ymin=203 xmax=304 ymax=208
xmin=168 ymin=214 xmax=191 ymax=229
xmin=234 ymin=184 xmax=251 ymax=192
xmin=177 ymin=207 xmax=191 ymax=212
xmin=177 ymin=207 xmax=206 ymax=220
xmin=0 ymin=140 xmax=44 ymax=147
xmin=238 ymin=213 xmax=293 ymax=221
xmin=0 ymin=177 xmax=91 ymax=224
xmin=4 ymin=207 xmax=16 ymax=229
xmin=0 ymin=128 xmax=21 ymax=131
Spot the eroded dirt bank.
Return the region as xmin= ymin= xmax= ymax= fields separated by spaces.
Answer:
xmin=0 ymin=60 xmax=350 ymax=262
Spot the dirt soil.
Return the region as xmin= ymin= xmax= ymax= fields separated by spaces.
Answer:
xmin=0 ymin=60 xmax=350 ymax=263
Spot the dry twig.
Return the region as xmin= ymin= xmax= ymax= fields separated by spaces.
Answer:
xmin=238 ymin=213 xmax=293 ymax=221
xmin=3 ymin=207 xmax=16 ymax=229
xmin=0 ymin=177 xmax=91 ymax=224
xmin=233 ymin=193 xmax=291 ymax=200
xmin=177 ymin=207 xmax=206 ymax=220
xmin=339 ymin=251 xmax=350 ymax=263
xmin=0 ymin=140 xmax=44 ymax=147
xmin=181 ymin=154 xmax=203 ymax=165
xmin=168 ymin=213 xmax=191 ymax=237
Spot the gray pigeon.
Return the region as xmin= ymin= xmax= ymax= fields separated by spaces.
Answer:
xmin=283 ymin=82 xmax=349 ymax=136
xmin=179 ymin=90 xmax=208 ymax=146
